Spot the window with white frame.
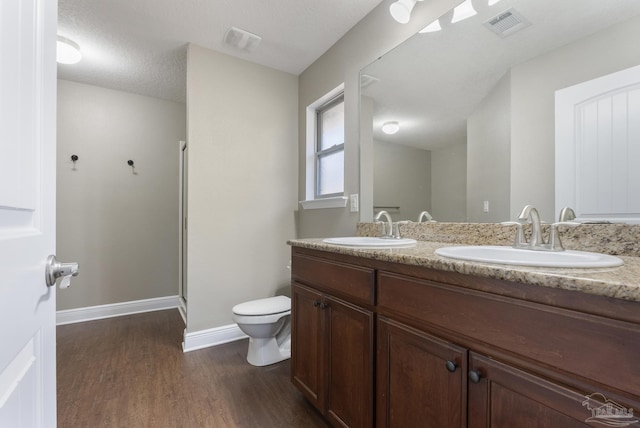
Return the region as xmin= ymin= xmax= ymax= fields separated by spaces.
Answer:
xmin=302 ymin=85 xmax=347 ymax=209
xmin=315 ymin=94 xmax=344 ymax=198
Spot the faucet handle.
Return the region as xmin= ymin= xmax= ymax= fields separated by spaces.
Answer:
xmin=393 ymin=221 xmax=411 ymax=239
xmin=375 ymin=220 xmax=388 ymax=237
xmin=501 ymin=221 xmax=526 ymax=248
xmin=548 ymin=221 xmax=580 ymax=251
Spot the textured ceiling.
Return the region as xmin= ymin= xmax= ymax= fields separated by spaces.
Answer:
xmin=58 ymin=0 xmax=385 ymax=103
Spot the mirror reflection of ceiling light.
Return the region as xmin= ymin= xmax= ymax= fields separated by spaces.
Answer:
xmin=451 ymin=0 xmax=477 ymax=23
xmin=390 ymin=0 xmax=425 ymax=24
xmin=421 ymin=0 xmax=499 ymax=34
xmin=390 ymin=0 xmax=417 ymax=24
xmin=382 ymin=121 xmax=400 ymax=135
xmin=56 ymin=36 xmax=82 ymax=64
xmin=419 ymin=19 xmax=442 ymax=33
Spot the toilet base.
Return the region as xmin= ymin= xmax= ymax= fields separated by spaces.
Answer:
xmin=246 ymin=336 xmax=291 ymax=367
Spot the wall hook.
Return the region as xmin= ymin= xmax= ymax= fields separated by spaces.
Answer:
xmin=127 ymin=159 xmax=138 ymax=175
xmin=70 ymin=154 xmax=79 ymax=171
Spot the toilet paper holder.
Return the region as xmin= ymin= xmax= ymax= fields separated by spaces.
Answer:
xmin=45 ymin=255 xmax=79 ymax=289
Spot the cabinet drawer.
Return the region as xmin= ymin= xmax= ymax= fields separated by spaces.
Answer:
xmin=378 ymin=271 xmax=640 ymax=398
xmin=292 ymin=253 xmax=375 ymax=306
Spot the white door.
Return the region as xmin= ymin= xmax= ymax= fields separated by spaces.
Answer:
xmin=556 ymin=64 xmax=640 ymax=223
xmin=0 ymin=0 xmax=58 ymax=426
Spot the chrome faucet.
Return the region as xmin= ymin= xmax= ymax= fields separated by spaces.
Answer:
xmin=374 ymin=210 xmax=394 ymax=238
xmin=509 ymin=205 xmax=580 ymax=251
xmin=417 ymin=211 xmax=434 ymax=222
xmin=558 ymin=207 xmax=576 ymax=222
xmin=518 ymin=205 xmax=544 ymax=248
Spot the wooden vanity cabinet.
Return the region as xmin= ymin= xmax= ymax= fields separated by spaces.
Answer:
xmin=376 ymin=269 xmax=640 ymax=428
xmin=291 ymin=252 xmax=375 ymax=428
xmin=291 ymin=247 xmax=640 ymax=428
xmin=376 ymin=317 xmax=467 ymax=428
xmin=376 ymin=316 xmax=612 ymax=428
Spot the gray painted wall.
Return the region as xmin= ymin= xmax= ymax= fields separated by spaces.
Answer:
xmin=297 ymin=0 xmax=459 ymax=237
xmin=56 ymin=79 xmax=185 ymax=310
xmin=467 ymin=72 xmax=511 ymax=223
xmin=431 ymin=143 xmax=467 ymax=222
xmin=373 ymin=140 xmax=431 ymax=222
xmin=185 ymin=44 xmax=298 ymax=333
xmin=510 ymin=15 xmax=640 ymax=222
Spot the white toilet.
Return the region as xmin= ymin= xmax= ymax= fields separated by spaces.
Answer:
xmin=232 ymin=295 xmax=291 ymax=367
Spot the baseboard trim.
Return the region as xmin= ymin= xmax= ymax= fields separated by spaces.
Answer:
xmin=178 ymin=299 xmax=187 ymax=324
xmin=56 ymin=295 xmax=180 ymax=325
xmin=182 ymin=324 xmax=247 ymax=353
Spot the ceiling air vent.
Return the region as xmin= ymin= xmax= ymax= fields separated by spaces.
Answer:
xmin=484 ymin=8 xmax=531 ymax=38
xmin=223 ymin=27 xmax=262 ymax=53
xmin=360 ymin=74 xmax=380 ymax=89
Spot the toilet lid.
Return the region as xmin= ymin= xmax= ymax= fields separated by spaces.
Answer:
xmin=232 ymin=295 xmax=291 ymax=316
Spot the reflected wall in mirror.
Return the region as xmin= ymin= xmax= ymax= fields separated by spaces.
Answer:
xmin=360 ymin=0 xmax=640 ymax=223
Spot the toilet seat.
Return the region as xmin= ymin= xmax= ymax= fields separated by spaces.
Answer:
xmin=232 ymin=296 xmax=291 ymax=325
xmin=232 ymin=295 xmax=290 ymax=316
xmin=233 ymin=312 xmax=290 ymax=325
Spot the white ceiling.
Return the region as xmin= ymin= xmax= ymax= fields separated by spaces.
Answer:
xmin=57 ymin=0 xmax=385 ymax=103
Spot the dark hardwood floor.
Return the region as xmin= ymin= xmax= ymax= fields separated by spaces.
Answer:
xmin=57 ymin=309 xmax=330 ymax=428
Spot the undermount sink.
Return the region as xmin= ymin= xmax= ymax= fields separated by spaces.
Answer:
xmin=435 ymin=245 xmax=623 ymax=268
xmin=323 ymin=237 xmax=417 ymax=248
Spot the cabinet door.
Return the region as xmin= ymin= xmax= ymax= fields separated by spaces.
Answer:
xmin=324 ymin=295 xmax=374 ymax=428
xmin=377 ymin=317 xmax=467 ymax=428
xmin=467 ymin=352 xmax=635 ymax=428
xmin=291 ymin=283 xmax=324 ymax=411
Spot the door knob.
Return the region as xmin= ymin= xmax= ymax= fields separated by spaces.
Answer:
xmin=45 ymin=255 xmax=79 ymax=289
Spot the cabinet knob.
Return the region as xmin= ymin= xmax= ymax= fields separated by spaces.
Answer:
xmin=468 ymin=370 xmax=482 ymax=383
xmin=445 ymin=360 xmax=458 ymax=373
xmin=320 ymin=302 xmax=329 ymax=310
xmin=313 ymin=300 xmax=320 ymax=307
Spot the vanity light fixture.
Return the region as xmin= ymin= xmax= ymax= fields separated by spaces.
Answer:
xmin=390 ymin=0 xmax=424 ymax=24
xmin=382 ymin=121 xmax=400 ymax=135
xmin=451 ymin=0 xmax=477 ymax=23
xmin=419 ymin=19 xmax=442 ymax=33
xmin=56 ymin=36 xmax=82 ymax=64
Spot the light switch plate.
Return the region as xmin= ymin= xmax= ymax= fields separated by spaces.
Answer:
xmin=350 ymin=194 xmax=359 ymax=212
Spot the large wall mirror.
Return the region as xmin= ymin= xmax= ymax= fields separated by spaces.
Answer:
xmin=360 ymin=0 xmax=640 ymax=224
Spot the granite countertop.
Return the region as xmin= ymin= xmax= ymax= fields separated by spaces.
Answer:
xmin=288 ymin=238 xmax=640 ymax=303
